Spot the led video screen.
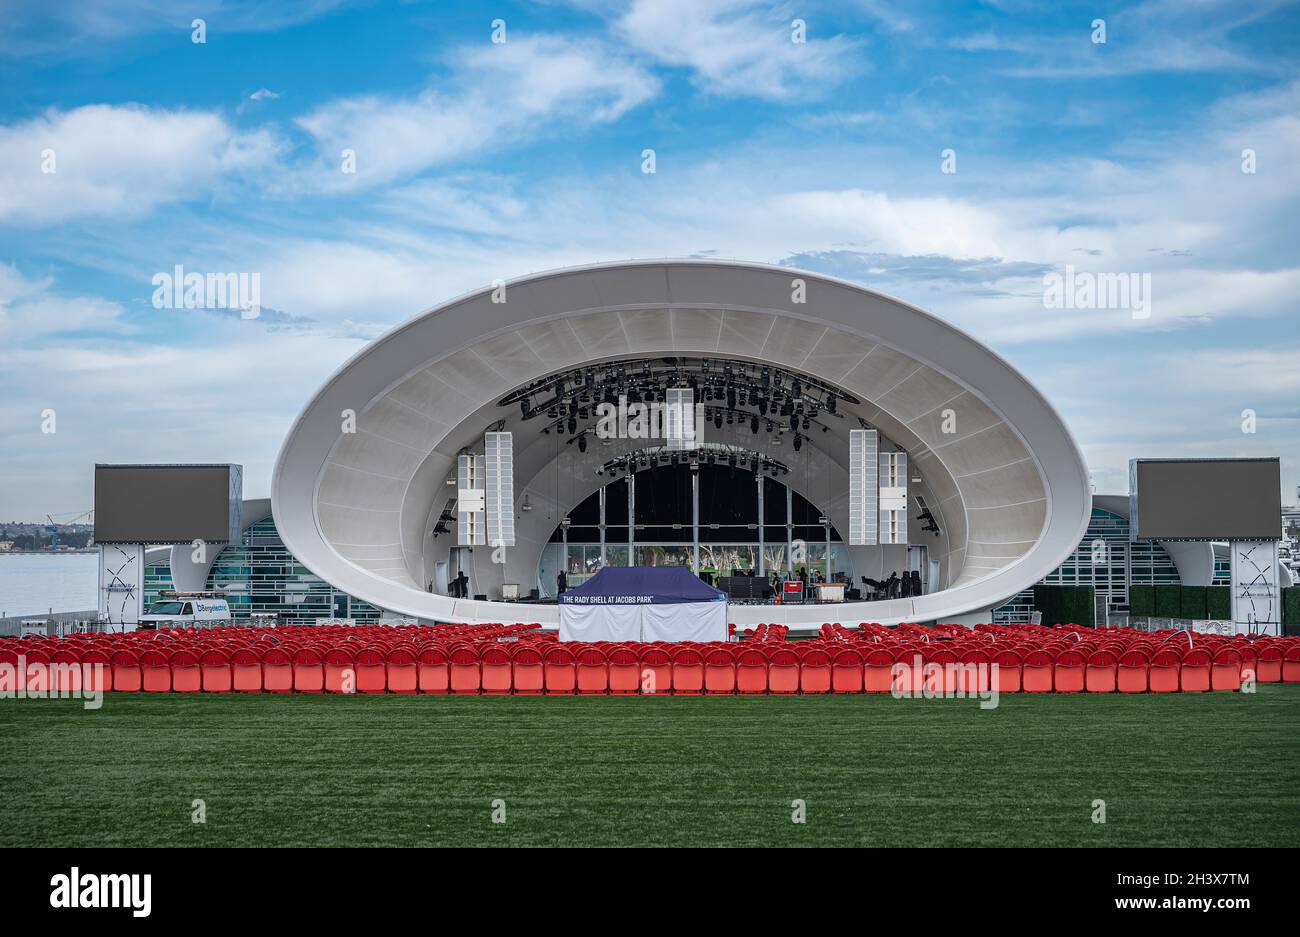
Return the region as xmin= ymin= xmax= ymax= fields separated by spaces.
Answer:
xmin=1130 ymin=458 xmax=1280 ymax=541
xmin=94 ymin=464 xmax=240 ymax=544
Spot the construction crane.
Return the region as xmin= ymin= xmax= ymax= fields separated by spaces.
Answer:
xmin=44 ymin=509 xmax=94 ymax=550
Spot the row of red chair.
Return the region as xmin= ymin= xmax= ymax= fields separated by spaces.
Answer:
xmin=7 ymin=636 xmax=1296 ymax=694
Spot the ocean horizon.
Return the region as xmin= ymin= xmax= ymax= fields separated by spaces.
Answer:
xmin=0 ymin=553 xmax=99 ymax=618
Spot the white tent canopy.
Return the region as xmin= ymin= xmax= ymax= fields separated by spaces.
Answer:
xmin=557 ymin=567 xmax=727 ymax=642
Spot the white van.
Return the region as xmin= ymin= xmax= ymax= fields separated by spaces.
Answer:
xmin=138 ymin=595 xmax=232 ymax=630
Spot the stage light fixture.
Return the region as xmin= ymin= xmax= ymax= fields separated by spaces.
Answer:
xmin=577 ymin=435 xmax=587 ymax=453
xmin=750 ymin=416 xmax=760 ymax=433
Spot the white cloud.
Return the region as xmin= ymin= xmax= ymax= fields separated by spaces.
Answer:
xmin=952 ymin=0 xmax=1290 ymax=79
xmin=295 ymin=35 xmax=659 ymax=187
xmin=0 ymin=318 xmax=368 ymax=516
xmin=0 ymin=104 xmax=280 ymax=224
xmin=614 ymin=0 xmax=860 ymax=98
xmin=0 ymin=1 xmax=355 ymax=56
xmin=0 ymin=262 xmax=126 ymax=342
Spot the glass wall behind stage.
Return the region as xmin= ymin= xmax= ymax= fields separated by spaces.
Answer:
xmin=537 ymin=465 xmax=847 ymax=598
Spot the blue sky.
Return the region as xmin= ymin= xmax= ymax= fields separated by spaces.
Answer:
xmin=1 ymin=0 xmax=1297 ymax=520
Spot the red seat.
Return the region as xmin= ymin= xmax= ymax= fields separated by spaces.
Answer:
xmin=927 ymin=648 xmax=958 ymax=695
xmin=671 ymin=647 xmax=705 ymax=695
xmin=354 ymin=646 xmax=388 ymax=694
xmin=638 ymin=647 xmax=672 ymax=695
xmin=1149 ymin=648 xmax=1182 ymax=693
xmin=0 ymin=648 xmax=19 ymax=694
xmin=799 ymin=648 xmax=833 ymax=694
xmin=169 ymin=648 xmax=201 ymax=693
xmin=766 ymin=648 xmax=799 ymax=694
xmin=231 ymin=646 xmax=262 ymax=692
xmin=51 ymin=649 xmax=84 ymax=695
xmin=323 ymin=647 xmax=355 ymax=693
xmin=200 ymin=648 xmax=232 ymax=692
xmin=1052 ymin=648 xmax=1086 ymax=693
xmin=1117 ymin=649 xmax=1150 ymax=693
xmin=890 ymin=646 xmax=924 ymax=695
xmin=831 ymin=648 xmax=864 ymax=694
xmin=1283 ymin=646 xmax=1300 ymax=684
xmin=291 ymin=647 xmax=324 ymax=693
xmin=479 ymin=645 xmax=512 ymax=695
xmin=864 ymin=648 xmax=896 ymax=693
xmin=1084 ymin=649 xmax=1118 ymax=693
xmin=1235 ymin=644 xmax=1259 ymax=685
xmin=21 ymin=647 xmax=51 ymax=694
xmin=992 ymin=649 xmax=1022 ymax=693
xmin=1255 ymin=645 xmax=1283 ymax=683
xmin=1210 ymin=647 xmax=1242 ymax=691
xmin=736 ymin=648 xmax=768 ymax=694
xmin=110 ymin=649 xmax=142 ymax=693
xmin=543 ymin=646 xmax=576 ymax=695
xmin=386 ymin=645 xmax=419 ymax=694
xmin=1179 ymin=647 xmax=1213 ymax=692
xmin=139 ymin=648 xmax=171 ymax=693
xmin=575 ymin=647 xmax=609 ymax=694
xmin=261 ymin=646 xmax=293 ymax=693
xmin=703 ymin=647 xmax=736 ymax=694
xmin=510 ymin=645 xmax=545 ymax=695
xmin=957 ymin=648 xmax=990 ymax=695
xmin=83 ymin=649 xmax=112 ymax=693
xmin=417 ymin=646 xmax=450 ymax=694
xmin=1021 ymin=650 xmax=1053 ymax=693
xmin=607 ymin=646 xmax=641 ymax=694
xmin=449 ymin=646 xmax=481 ymax=694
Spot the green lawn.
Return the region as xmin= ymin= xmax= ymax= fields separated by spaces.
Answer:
xmin=2 ymin=687 xmax=1298 ymax=847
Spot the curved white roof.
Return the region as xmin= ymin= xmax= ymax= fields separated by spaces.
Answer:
xmin=273 ymin=259 xmax=1091 ymax=625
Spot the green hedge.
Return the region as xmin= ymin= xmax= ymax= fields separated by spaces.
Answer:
xmin=1128 ymin=584 xmax=1154 ymax=617
xmin=1155 ymin=585 xmax=1182 ymax=618
xmin=1180 ymin=585 xmax=1208 ymax=620
xmin=1033 ymin=584 xmax=1096 ymax=627
xmin=1284 ymin=587 xmax=1300 ymax=627
xmin=1207 ymin=586 xmax=1231 ymax=621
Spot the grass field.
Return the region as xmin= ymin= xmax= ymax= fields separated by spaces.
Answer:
xmin=3 ymin=686 xmax=1298 ymax=847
